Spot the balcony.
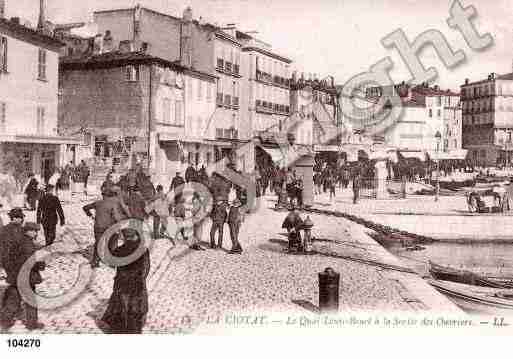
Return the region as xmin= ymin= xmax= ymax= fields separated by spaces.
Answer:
xmin=216 ymin=58 xmax=241 ymax=78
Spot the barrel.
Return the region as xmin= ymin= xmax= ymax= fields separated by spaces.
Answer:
xmin=318 ymin=267 xmax=339 ymax=313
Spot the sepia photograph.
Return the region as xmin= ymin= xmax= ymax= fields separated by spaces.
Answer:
xmin=0 ymin=0 xmax=512 ymax=354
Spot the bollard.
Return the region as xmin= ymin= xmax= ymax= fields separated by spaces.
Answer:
xmin=318 ymin=267 xmax=339 ymax=313
xmin=302 ymin=216 xmax=314 ymax=253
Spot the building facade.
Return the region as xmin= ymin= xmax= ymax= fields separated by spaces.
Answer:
xmin=461 ymin=72 xmax=513 ymax=166
xmin=0 ymin=16 xmax=78 ymax=184
xmin=363 ymin=83 xmax=462 ymax=157
xmin=59 ymin=50 xmax=217 ymax=186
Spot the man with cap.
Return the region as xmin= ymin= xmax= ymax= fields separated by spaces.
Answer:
xmin=37 ymin=184 xmax=65 ymax=247
xmin=0 ymin=222 xmax=45 ymax=331
xmin=0 ymin=208 xmax=25 ymax=269
xmin=83 ymin=188 xmax=125 ymax=268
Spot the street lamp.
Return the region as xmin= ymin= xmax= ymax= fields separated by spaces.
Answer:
xmin=435 ymin=131 xmax=442 ymax=202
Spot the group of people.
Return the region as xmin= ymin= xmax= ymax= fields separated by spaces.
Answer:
xmin=23 ymin=160 xmax=91 ymax=209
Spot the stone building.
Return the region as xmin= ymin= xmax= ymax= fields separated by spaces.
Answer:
xmin=59 ymin=50 xmax=217 ymax=186
xmin=461 ymin=72 xmax=513 ymax=166
xmin=0 ymin=7 xmax=78 ymax=184
xmin=362 ymin=83 xmax=462 ymax=159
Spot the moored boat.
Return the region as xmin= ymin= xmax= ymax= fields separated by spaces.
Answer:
xmin=428 ymin=279 xmax=513 ymax=316
xmin=429 ymin=261 xmax=513 ymax=289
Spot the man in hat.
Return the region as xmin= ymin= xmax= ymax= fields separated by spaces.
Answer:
xmin=227 ymin=198 xmax=243 ymax=254
xmin=37 ymin=184 xmax=65 ymax=247
xmin=0 ymin=222 xmax=45 ymax=331
xmin=83 ymin=189 xmax=125 ymax=268
xmin=0 ymin=208 xmax=25 ymax=262
xmin=170 ymin=171 xmax=185 ymax=202
xmin=101 ymin=227 xmax=150 ymax=334
xmin=24 ymin=173 xmax=39 ymax=211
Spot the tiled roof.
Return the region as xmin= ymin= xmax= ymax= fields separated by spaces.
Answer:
xmin=0 ymin=18 xmax=64 ymax=50
xmin=60 ymin=51 xmax=218 ymax=80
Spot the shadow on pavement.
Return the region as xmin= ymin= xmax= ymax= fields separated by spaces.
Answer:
xmin=291 ymin=299 xmax=319 ymax=314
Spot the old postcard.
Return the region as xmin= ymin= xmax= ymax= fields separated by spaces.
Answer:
xmin=0 ymin=0 xmax=511 ymax=353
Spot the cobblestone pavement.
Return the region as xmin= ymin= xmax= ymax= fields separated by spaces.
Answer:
xmin=0 ymin=194 xmax=447 ymax=334
xmin=315 ymin=189 xmax=513 ymax=242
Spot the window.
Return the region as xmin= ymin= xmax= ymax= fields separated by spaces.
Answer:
xmin=437 ymin=96 xmax=441 ymax=106
xmin=197 ymin=80 xmax=203 ymax=101
xmin=217 ymin=58 xmax=224 ymax=70
xmin=216 ymin=128 xmax=223 ymax=138
xmin=187 ymin=78 xmax=193 ymax=99
xmin=125 ymin=65 xmax=139 ymax=82
xmin=0 ymin=37 xmax=7 ymax=72
xmin=38 ymin=49 xmax=46 ymax=80
xmin=206 ymin=83 xmax=212 ymax=102
xmin=437 ymin=109 xmax=441 ymax=117
xmin=37 ymin=106 xmax=45 ymax=134
xmin=162 ymin=98 xmax=171 ymax=124
xmin=0 ymin=102 xmax=5 ymax=131
xmin=175 ymin=100 xmax=183 ymax=126
xmin=224 ymin=94 xmax=231 ymax=106
xmin=429 ymin=109 xmax=433 ymax=118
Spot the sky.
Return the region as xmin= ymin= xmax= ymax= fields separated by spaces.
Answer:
xmin=5 ymin=0 xmax=513 ymax=91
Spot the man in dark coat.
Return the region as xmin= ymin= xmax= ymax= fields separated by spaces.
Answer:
xmin=79 ymin=160 xmax=90 ymax=197
xmin=24 ymin=174 xmax=39 ymax=211
xmin=185 ymin=164 xmax=196 ymax=184
xmin=100 ymin=228 xmax=150 ymax=334
xmin=209 ymin=173 xmax=230 ymax=249
xmin=37 ymin=184 xmax=65 ymax=246
xmin=83 ymin=189 xmax=125 ymax=268
xmin=170 ymin=172 xmax=186 ymax=202
xmin=0 ymin=208 xmax=25 ymax=269
xmin=352 ymin=172 xmax=361 ymax=204
xmin=0 ymin=221 xmax=45 ymax=331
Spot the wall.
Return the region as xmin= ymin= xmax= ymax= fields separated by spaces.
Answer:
xmin=0 ymin=31 xmax=59 ymax=136
xmin=94 ymin=9 xmax=134 ymax=50
xmin=139 ymin=9 xmax=181 ymax=62
xmin=59 ymin=65 xmax=150 ymax=137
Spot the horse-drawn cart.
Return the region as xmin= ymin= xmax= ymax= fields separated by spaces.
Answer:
xmin=466 ymin=186 xmax=507 ymax=213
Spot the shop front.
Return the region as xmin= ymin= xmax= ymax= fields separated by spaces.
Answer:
xmin=0 ymin=135 xmax=80 ymax=188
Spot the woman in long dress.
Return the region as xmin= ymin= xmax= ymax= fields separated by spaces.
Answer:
xmin=101 ymin=227 xmax=150 ymax=334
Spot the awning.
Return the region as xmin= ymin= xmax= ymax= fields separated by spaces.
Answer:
xmin=399 ymin=151 xmax=426 ymax=161
xmin=258 ymin=145 xmax=285 ymax=164
xmin=314 ymin=144 xmax=339 ymax=152
xmin=427 ymin=149 xmax=468 ymax=161
xmin=0 ymin=134 xmax=81 ymax=145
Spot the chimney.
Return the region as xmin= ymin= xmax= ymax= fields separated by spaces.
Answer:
xmin=180 ymin=6 xmax=193 ymax=68
xmin=37 ymin=0 xmax=46 ymax=32
xmin=0 ymin=0 xmax=5 ymax=19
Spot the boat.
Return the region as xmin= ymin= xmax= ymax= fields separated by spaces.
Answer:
xmin=428 ymin=279 xmax=513 ymax=315
xmin=429 ymin=261 xmax=513 ymax=289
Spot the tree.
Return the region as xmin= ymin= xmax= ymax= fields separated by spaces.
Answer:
xmin=0 ymin=150 xmax=29 ymax=192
